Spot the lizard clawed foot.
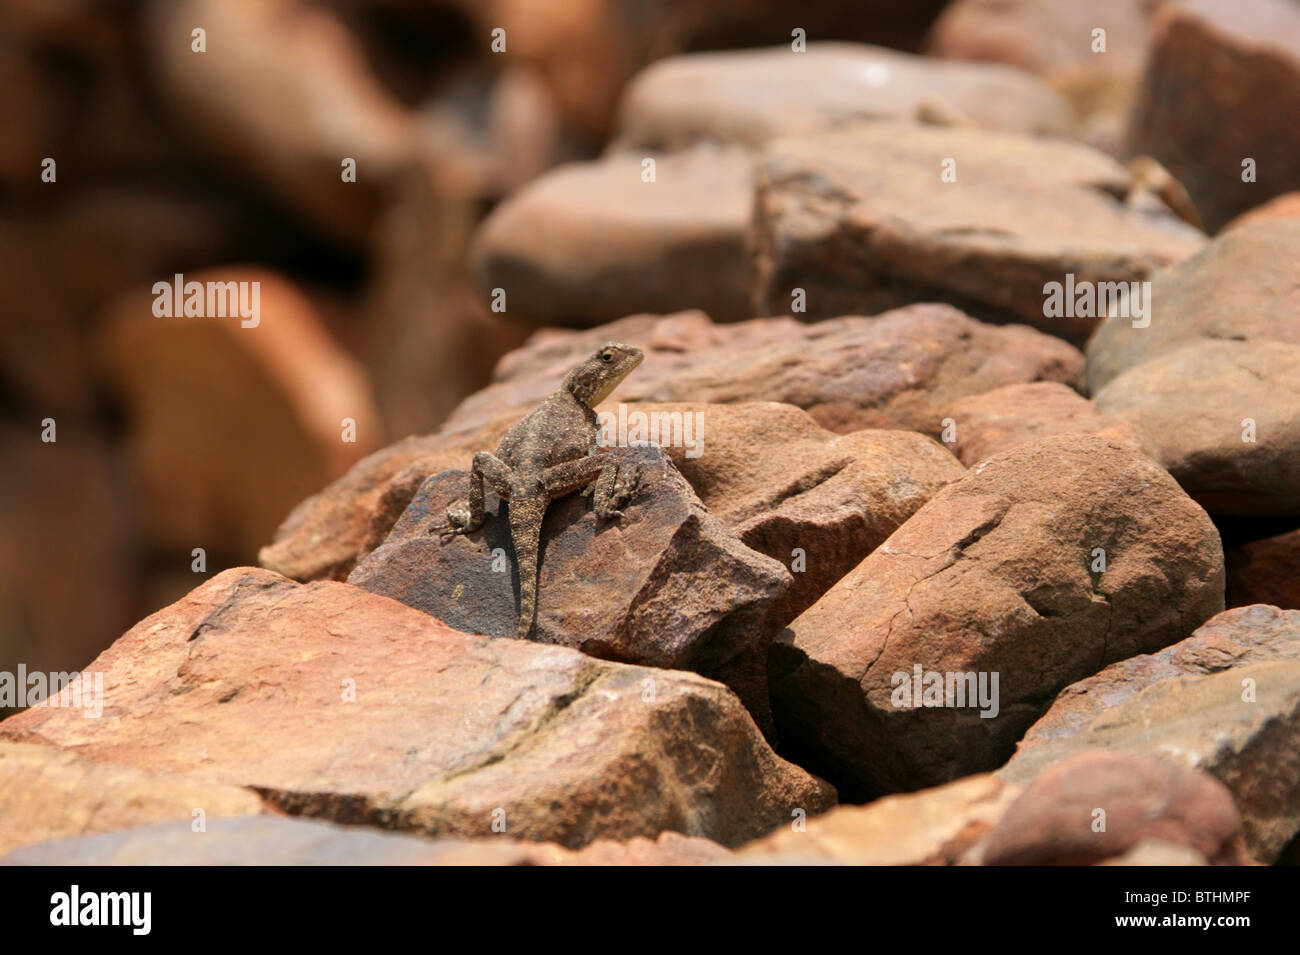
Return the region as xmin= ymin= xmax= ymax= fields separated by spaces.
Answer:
xmin=596 ymin=463 xmax=642 ymax=520
xmin=437 ymin=502 xmax=482 ymax=539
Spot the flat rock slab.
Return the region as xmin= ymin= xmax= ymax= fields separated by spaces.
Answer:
xmin=1001 ymin=660 xmax=1300 ymax=862
xmin=770 ymin=434 xmax=1225 ymax=797
xmin=978 ymin=752 xmax=1251 ymax=866
xmin=0 ymin=568 xmax=834 ymax=849
xmin=1 ymin=815 xmax=735 ymax=866
xmin=1094 ymin=340 xmax=1300 ymax=516
xmin=612 ymin=42 xmax=1071 ymax=151
xmin=469 ymin=145 xmax=754 ymax=327
xmin=1085 ymin=220 xmax=1300 ymax=392
xmin=348 ymin=445 xmax=790 ymax=726
xmin=0 ymin=741 xmax=265 ymax=858
xmin=1125 ymin=0 xmax=1300 ymax=231
xmin=751 ymin=123 xmax=1205 ymax=341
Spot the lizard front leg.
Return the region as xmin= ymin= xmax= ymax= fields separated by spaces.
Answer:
xmin=446 ymin=451 xmax=513 ymax=533
xmin=539 ymin=451 xmax=638 ymax=519
xmin=591 ymin=453 xmax=641 ymax=520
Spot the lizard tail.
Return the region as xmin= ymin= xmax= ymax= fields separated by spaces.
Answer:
xmin=507 ymin=493 xmax=547 ymax=639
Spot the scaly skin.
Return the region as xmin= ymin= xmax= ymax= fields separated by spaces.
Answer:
xmin=444 ymin=342 xmax=645 ymax=638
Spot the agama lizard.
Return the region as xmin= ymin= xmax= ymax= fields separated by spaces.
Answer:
xmin=442 ymin=342 xmax=645 ymax=638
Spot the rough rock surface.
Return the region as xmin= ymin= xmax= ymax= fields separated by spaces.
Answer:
xmin=441 ymin=307 xmax=1085 ymax=441
xmin=1012 ymin=604 xmax=1300 ymax=754
xmin=1086 ymin=220 xmax=1300 ymax=392
xmin=1093 ymin=340 xmax=1300 ymax=516
xmin=348 ymin=446 xmax=790 ymax=726
xmin=0 ymin=741 xmax=266 ymax=858
xmin=612 ymin=43 xmax=1071 ymax=151
xmin=978 ymin=752 xmax=1252 ymax=866
xmin=739 ymin=773 xmax=1018 ymax=865
xmin=1227 ymin=530 xmax=1300 ymax=610
xmin=947 ymin=382 xmax=1139 ymax=466
xmin=1001 ymin=660 xmax=1300 ymax=862
xmin=1 ymin=815 xmax=735 ymax=866
xmin=469 ymin=145 xmax=754 ymax=327
xmin=0 ymin=568 xmax=833 ymax=849
xmin=751 ymin=123 xmax=1205 ymax=341
xmin=1224 ymin=191 xmax=1300 ymax=230
xmin=769 ymin=434 xmax=1225 ymax=797
xmin=1125 ymin=0 xmax=1300 ymax=231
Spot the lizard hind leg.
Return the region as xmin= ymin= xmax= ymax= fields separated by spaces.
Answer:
xmin=446 ymin=451 xmax=513 ymax=533
xmin=506 ymin=493 xmax=548 ymax=639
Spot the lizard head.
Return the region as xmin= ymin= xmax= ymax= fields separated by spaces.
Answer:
xmin=563 ymin=341 xmax=644 ymax=408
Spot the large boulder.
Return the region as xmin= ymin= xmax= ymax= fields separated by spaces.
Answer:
xmin=1125 ymin=0 xmax=1300 ymax=231
xmin=770 ymin=434 xmax=1225 ymax=797
xmin=0 ymin=568 xmax=833 ymax=848
xmin=612 ymin=43 xmax=1071 ymax=151
xmin=1086 ymin=220 xmax=1300 ymax=393
xmin=750 ymin=123 xmax=1205 ymax=341
xmin=1093 ymin=340 xmax=1300 ymax=516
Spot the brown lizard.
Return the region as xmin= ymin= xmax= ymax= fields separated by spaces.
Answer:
xmin=442 ymin=342 xmax=645 ymax=638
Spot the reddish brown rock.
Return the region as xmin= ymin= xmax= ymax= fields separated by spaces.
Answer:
xmin=469 ymin=145 xmax=754 ymax=327
xmin=1223 ymin=192 xmax=1300 ymax=230
xmin=144 ymin=0 xmax=419 ymax=245
xmin=740 ymin=773 xmax=1018 ymax=865
xmin=442 ymin=306 xmax=1086 ymax=440
xmin=947 ymin=382 xmax=1139 ymax=466
xmin=1093 ymin=340 xmax=1300 ymax=516
xmin=99 ymin=269 xmax=382 ymax=561
xmin=1001 ymin=660 xmax=1300 ymax=862
xmin=979 ymin=752 xmax=1251 ymax=866
xmin=751 ymin=123 xmax=1205 ymax=341
xmin=0 ymin=568 xmax=834 ymax=848
xmin=769 ymin=434 xmax=1225 ymax=797
xmin=1125 ymin=0 xmax=1300 ymax=231
xmin=1086 ymin=220 xmax=1300 ymax=392
xmin=612 ymin=43 xmax=1070 ymax=152
xmin=1227 ymin=530 xmax=1300 ymax=610
xmin=348 ymin=446 xmax=789 ymax=726
xmin=0 ymin=741 xmax=265 ymax=858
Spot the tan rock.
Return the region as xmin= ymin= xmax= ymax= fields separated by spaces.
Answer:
xmin=947 ymin=382 xmax=1139 ymax=466
xmin=613 ymin=43 xmax=1071 ymax=152
xmin=751 ymin=123 xmax=1205 ymax=341
xmin=1093 ymin=340 xmax=1300 ymax=516
xmin=1086 ymin=220 xmax=1300 ymax=393
xmin=0 ymin=741 xmax=264 ymax=858
xmin=1125 ymin=0 xmax=1300 ymax=231
xmin=770 ymin=434 xmax=1225 ymax=796
xmin=469 ymin=145 xmax=754 ymax=327
xmin=0 ymin=568 xmax=834 ymax=848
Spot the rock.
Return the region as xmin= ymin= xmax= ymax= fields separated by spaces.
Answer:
xmin=1227 ymin=529 xmax=1300 ymax=610
xmin=1012 ymin=604 xmax=1300 ymax=753
xmin=1085 ymin=220 xmax=1300 ymax=393
xmin=1224 ymin=192 xmax=1300 ymax=230
xmin=442 ymin=306 xmax=1085 ymax=440
xmin=925 ymin=0 xmax=1161 ymax=154
xmin=1093 ymin=340 xmax=1300 ymax=516
xmin=947 ymin=382 xmax=1139 ymax=466
xmin=1098 ymin=841 xmax=1211 ymax=866
xmin=612 ymin=43 xmax=1071 ymax=152
xmin=739 ymin=773 xmax=1018 ymax=865
xmin=348 ymin=446 xmax=790 ymax=726
xmin=1125 ymin=0 xmax=1300 ymax=231
xmin=0 ymin=814 xmax=735 ymax=866
xmin=1001 ymin=660 xmax=1300 ymax=862
xmin=769 ymin=434 xmax=1225 ymax=797
xmin=0 ymin=741 xmax=264 ymax=858
xmin=0 ymin=568 xmax=834 ymax=848
xmin=98 ymin=269 xmax=382 ymax=560
xmin=751 ymin=123 xmax=1205 ymax=341
xmin=978 ymin=752 xmax=1251 ymax=866
xmin=651 ymin=403 xmax=964 ymax=631
xmin=0 ymin=428 xmax=134 ymax=716
xmin=144 ymin=0 xmax=419 ymax=245
xmin=469 ymin=145 xmax=754 ymax=327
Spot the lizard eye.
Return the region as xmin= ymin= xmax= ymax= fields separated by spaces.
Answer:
xmin=600 ymin=352 xmax=613 ymax=362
